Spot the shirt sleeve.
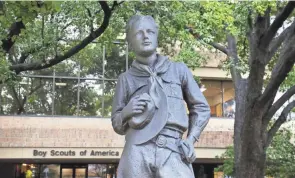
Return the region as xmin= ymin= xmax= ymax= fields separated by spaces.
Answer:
xmin=181 ymin=63 xmax=211 ymax=142
xmin=111 ymin=74 xmax=129 ymax=135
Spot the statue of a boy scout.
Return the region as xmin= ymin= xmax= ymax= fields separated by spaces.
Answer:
xmin=111 ymin=15 xmax=210 ymax=178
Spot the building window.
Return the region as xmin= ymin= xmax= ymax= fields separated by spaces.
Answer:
xmin=200 ymin=80 xmax=235 ymax=118
xmin=88 ymin=164 xmax=117 ymax=178
xmin=40 ymin=164 xmax=60 ymax=178
xmin=15 ymin=163 xmax=39 ymax=178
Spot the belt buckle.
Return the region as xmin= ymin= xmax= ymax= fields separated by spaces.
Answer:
xmin=156 ymin=135 xmax=167 ymax=147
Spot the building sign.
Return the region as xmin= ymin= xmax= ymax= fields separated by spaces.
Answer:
xmin=33 ymin=149 xmax=120 ymax=158
xmin=0 ymin=147 xmax=225 ymax=159
xmin=0 ymin=148 xmax=122 ymax=159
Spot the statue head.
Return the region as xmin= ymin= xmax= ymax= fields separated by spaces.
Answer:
xmin=126 ymin=15 xmax=159 ymax=57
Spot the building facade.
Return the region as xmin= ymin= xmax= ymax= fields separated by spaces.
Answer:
xmin=0 ymin=116 xmax=234 ymax=178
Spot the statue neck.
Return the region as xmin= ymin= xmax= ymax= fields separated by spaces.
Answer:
xmin=135 ymin=53 xmax=158 ymax=69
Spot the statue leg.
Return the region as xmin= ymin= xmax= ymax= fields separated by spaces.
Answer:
xmin=156 ymin=152 xmax=195 ymax=178
xmin=117 ymin=142 xmax=156 ymax=178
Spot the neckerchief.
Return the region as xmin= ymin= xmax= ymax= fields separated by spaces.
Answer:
xmin=128 ymin=54 xmax=171 ymax=109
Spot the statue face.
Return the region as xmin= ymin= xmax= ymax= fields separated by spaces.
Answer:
xmin=129 ymin=19 xmax=158 ymax=57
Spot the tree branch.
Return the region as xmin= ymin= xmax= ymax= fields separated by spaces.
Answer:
xmin=259 ymin=32 xmax=295 ymax=106
xmin=42 ymin=15 xmax=45 ymax=46
xmin=264 ymin=85 xmax=295 ymax=123
xmin=187 ymin=27 xmax=228 ymax=55
xmin=17 ymin=41 xmax=53 ymax=64
xmin=260 ymin=1 xmax=295 ymax=49
xmin=61 ymin=20 xmax=73 ymax=32
xmin=8 ymin=49 xmax=16 ymax=64
xmin=0 ymin=1 xmax=4 ymax=15
xmin=247 ymin=7 xmax=253 ymax=31
xmin=268 ymin=20 xmax=295 ymax=63
xmin=29 ymin=83 xmax=42 ymax=96
xmin=9 ymin=1 xmax=116 ymax=74
xmin=1 ymin=2 xmax=45 ymax=53
xmin=227 ymin=34 xmax=242 ymax=87
xmin=83 ymin=4 xmax=94 ymax=32
xmin=111 ymin=1 xmax=124 ymax=11
xmin=18 ymin=80 xmax=43 ymax=114
xmin=209 ymin=41 xmax=228 ymax=55
xmin=266 ymin=100 xmax=295 ymax=147
xmin=18 ymin=53 xmax=29 ymax=64
xmin=188 ymin=27 xmax=242 ymax=86
xmin=1 ymin=21 xmax=25 ymax=53
xmin=10 ymin=86 xmax=22 ymax=111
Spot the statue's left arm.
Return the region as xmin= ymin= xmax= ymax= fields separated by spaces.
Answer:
xmin=181 ymin=63 xmax=211 ymax=143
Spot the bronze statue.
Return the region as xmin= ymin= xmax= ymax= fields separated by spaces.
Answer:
xmin=111 ymin=15 xmax=210 ymax=178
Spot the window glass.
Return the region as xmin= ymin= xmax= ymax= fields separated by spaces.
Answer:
xmin=53 ymin=78 xmax=78 ymax=116
xmin=78 ymin=80 xmax=104 ymax=117
xmin=61 ymin=168 xmax=73 ymax=178
xmin=222 ymin=81 xmax=235 ymax=118
xmin=201 ymin=80 xmax=223 ymax=117
xmin=0 ymin=77 xmax=52 ymax=115
xmin=40 ymin=164 xmax=60 ymax=178
xmin=88 ymin=164 xmax=107 ymax=178
xmin=15 ymin=163 xmax=39 ymax=178
xmin=105 ymin=44 xmax=129 ymax=80
xmin=0 ymin=84 xmax=13 ymax=115
xmin=103 ymin=81 xmax=117 ymax=117
xmin=88 ymin=164 xmax=117 ymax=178
xmin=105 ymin=164 xmax=117 ymax=178
xmin=25 ymin=78 xmax=53 ymax=115
xmin=201 ymin=80 xmax=235 ymax=118
xmin=75 ymin=168 xmax=87 ymax=178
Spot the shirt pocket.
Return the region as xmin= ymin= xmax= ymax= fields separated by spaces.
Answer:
xmin=162 ymin=78 xmax=184 ymax=111
xmin=162 ymin=78 xmax=183 ymax=100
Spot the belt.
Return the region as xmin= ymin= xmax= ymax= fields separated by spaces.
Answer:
xmin=159 ymin=127 xmax=183 ymax=139
xmin=151 ymin=130 xmax=184 ymax=155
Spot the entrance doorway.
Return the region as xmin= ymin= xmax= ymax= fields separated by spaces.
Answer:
xmin=60 ymin=164 xmax=88 ymax=178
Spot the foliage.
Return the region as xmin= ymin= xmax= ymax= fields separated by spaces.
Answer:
xmin=0 ymin=59 xmax=16 ymax=84
xmin=216 ymin=127 xmax=295 ymax=177
xmin=215 ymin=145 xmax=234 ymax=177
xmin=266 ymin=128 xmax=295 ymax=178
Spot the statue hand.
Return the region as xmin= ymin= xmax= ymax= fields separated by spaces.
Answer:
xmin=179 ymin=138 xmax=196 ymax=164
xmin=122 ymin=94 xmax=150 ymax=122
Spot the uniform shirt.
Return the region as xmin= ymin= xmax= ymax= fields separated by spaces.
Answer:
xmin=111 ymin=55 xmax=210 ymax=142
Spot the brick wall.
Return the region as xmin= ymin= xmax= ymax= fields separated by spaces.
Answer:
xmin=0 ymin=116 xmax=233 ymax=148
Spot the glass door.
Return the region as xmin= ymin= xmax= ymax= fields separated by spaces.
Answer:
xmin=75 ymin=168 xmax=86 ymax=178
xmin=60 ymin=165 xmax=88 ymax=178
xmin=61 ymin=168 xmax=73 ymax=178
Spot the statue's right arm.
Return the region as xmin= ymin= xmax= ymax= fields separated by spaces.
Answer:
xmin=111 ymin=74 xmax=129 ymax=135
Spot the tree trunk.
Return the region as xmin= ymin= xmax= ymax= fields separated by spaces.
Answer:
xmin=236 ymin=152 xmax=266 ymax=178
xmin=234 ymin=80 xmax=267 ymax=178
xmin=235 ymin=111 xmax=266 ymax=178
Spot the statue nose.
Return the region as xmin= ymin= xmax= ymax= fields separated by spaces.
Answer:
xmin=143 ymin=31 xmax=149 ymax=38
